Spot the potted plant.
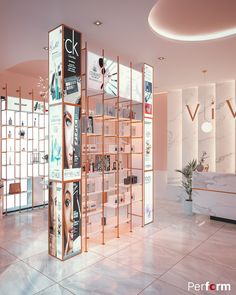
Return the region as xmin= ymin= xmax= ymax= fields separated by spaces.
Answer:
xmin=176 ymin=159 xmax=197 ymax=215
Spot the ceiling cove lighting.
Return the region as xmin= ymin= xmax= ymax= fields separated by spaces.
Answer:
xmin=94 ymin=20 xmax=102 ymax=26
xmin=148 ymin=25 xmax=236 ymax=41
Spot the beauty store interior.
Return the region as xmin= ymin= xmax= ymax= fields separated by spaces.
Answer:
xmin=1 ymin=1 xmax=236 ymax=294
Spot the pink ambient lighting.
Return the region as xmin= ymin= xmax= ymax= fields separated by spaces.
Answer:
xmin=148 ymin=0 xmax=236 ymax=41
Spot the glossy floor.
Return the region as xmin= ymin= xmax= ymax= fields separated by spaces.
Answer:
xmin=0 ymin=200 xmax=235 ymax=295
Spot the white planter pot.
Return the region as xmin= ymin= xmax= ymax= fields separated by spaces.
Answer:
xmin=183 ymin=200 xmax=193 ymax=215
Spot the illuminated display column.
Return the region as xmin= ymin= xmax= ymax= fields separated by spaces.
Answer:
xmin=143 ymin=64 xmax=154 ymax=225
xmin=48 ymin=25 xmax=82 ymax=260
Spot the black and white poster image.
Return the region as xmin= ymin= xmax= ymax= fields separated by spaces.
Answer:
xmin=64 ymin=105 xmax=81 ymax=180
xmin=49 ymin=26 xmax=63 ymax=104
xmin=64 ymin=26 xmax=81 ymax=104
xmin=63 ymin=182 xmax=81 ymax=258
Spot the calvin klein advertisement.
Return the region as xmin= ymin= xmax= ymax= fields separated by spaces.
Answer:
xmin=49 ymin=26 xmax=63 ymax=105
xmin=144 ymin=64 xmax=153 ymax=117
xmin=64 ymin=27 xmax=81 ymax=104
xmin=49 ymin=105 xmax=62 ymax=180
xmin=144 ymin=118 xmax=153 ymax=170
xmin=63 ymin=182 xmax=81 ymax=258
xmin=87 ymin=51 xmax=118 ymax=96
xmin=64 ymin=105 xmax=81 ymax=181
xmin=144 ymin=171 xmax=153 ymax=224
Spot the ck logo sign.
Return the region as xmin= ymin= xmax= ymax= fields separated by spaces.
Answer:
xmin=65 ymin=30 xmax=79 ymax=56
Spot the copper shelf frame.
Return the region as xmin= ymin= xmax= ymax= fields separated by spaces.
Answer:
xmin=81 ymin=46 xmax=146 ymax=252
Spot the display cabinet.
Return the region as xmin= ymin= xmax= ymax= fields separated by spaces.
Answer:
xmin=81 ymin=45 xmax=145 ymax=251
xmin=0 ymin=85 xmax=48 ymax=214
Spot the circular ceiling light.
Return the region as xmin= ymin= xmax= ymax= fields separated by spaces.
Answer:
xmin=94 ymin=20 xmax=102 ymax=26
xmin=201 ymin=121 xmax=213 ymax=133
xmin=148 ymin=0 xmax=236 ymax=41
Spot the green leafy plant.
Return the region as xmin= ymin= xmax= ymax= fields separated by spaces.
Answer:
xmin=176 ymin=159 xmax=197 ymax=201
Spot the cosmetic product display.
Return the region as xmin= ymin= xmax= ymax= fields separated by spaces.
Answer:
xmin=1 ymin=94 xmax=48 ymax=215
xmin=124 ymin=175 xmax=137 ymax=185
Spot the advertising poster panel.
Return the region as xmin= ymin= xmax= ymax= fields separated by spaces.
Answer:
xmin=63 ymin=181 xmax=81 ymax=258
xmin=144 ymin=118 xmax=153 ymax=170
xmin=132 ymin=70 xmax=142 ymax=103
xmin=64 ymin=27 xmax=81 ymax=104
xmin=144 ymin=171 xmax=153 ymax=224
xmin=144 ymin=64 xmax=153 ymax=117
xmin=49 ymin=26 xmax=63 ymax=105
xmin=49 ymin=104 xmax=62 ymax=180
xmin=64 ymin=105 xmax=81 ymax=180
xmin=119 ymin=64 xmax=131 ymax=99
xmin=87 ymin=51 xmax=118 ymax=96
xmin=48 ymin=181 xmax=62 ymax=259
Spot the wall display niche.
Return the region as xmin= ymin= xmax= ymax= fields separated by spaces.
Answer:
xmin=0 ymin=92 xmax=48 ymax=214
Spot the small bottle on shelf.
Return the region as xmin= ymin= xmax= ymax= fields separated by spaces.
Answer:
xmin=34 ymin=118 xmax=37 ymax=127
xmin=8 ymin=117 xmax=12 ymax=125
xmin=8 ymin=130 xmax=12 ymax=138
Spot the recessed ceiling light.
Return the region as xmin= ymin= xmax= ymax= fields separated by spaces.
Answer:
xmin=94 ymin=20 xmax=102 ymax=26
xmin=43 ymin=46 xmax=48 ymax=51
xmin=158 ymin=57 xmax=165 ymax=61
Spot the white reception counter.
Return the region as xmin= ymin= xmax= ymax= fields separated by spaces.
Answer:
xmin=192 ymin=172 xmax=236 ymax=223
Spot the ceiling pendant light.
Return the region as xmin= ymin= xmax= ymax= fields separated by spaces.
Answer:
xmin=201 ymin=70 xmax=213 ymax=133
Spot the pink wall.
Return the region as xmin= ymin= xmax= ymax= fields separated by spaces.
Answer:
xmin=0 ymin=71 xmax=44 ymax=101
xmin=153 ymin=93 xmax=167 ymax=170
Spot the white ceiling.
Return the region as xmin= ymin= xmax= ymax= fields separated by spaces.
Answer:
xmin=1 ymin=0 xmax=236 ymax=92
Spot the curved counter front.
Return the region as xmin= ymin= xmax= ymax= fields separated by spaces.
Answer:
xmin=192 ymin=172 xmax=236 ymax=223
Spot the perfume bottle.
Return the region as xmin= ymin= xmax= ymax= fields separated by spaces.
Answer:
xmin=9 ymin=155 xmax=11 ymax=165
xmin=8 ymin=117 xmax=12 ymax=125
xmin=34 ymin=118 xmax=37 ymax=127
xmin=22 ymin=121 xmax=24 ymax=126
xmin=8 ymin=130 xmax=11 ymax=138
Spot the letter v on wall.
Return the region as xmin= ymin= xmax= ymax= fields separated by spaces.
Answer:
xmin=226 ymin=99 xmax=236 ymax=118
xmin=186 ymin=103 xmax=200 ymax=121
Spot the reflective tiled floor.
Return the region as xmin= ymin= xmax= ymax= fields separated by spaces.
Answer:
xmin=0 ymin=200 xmax=235 ymax=295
